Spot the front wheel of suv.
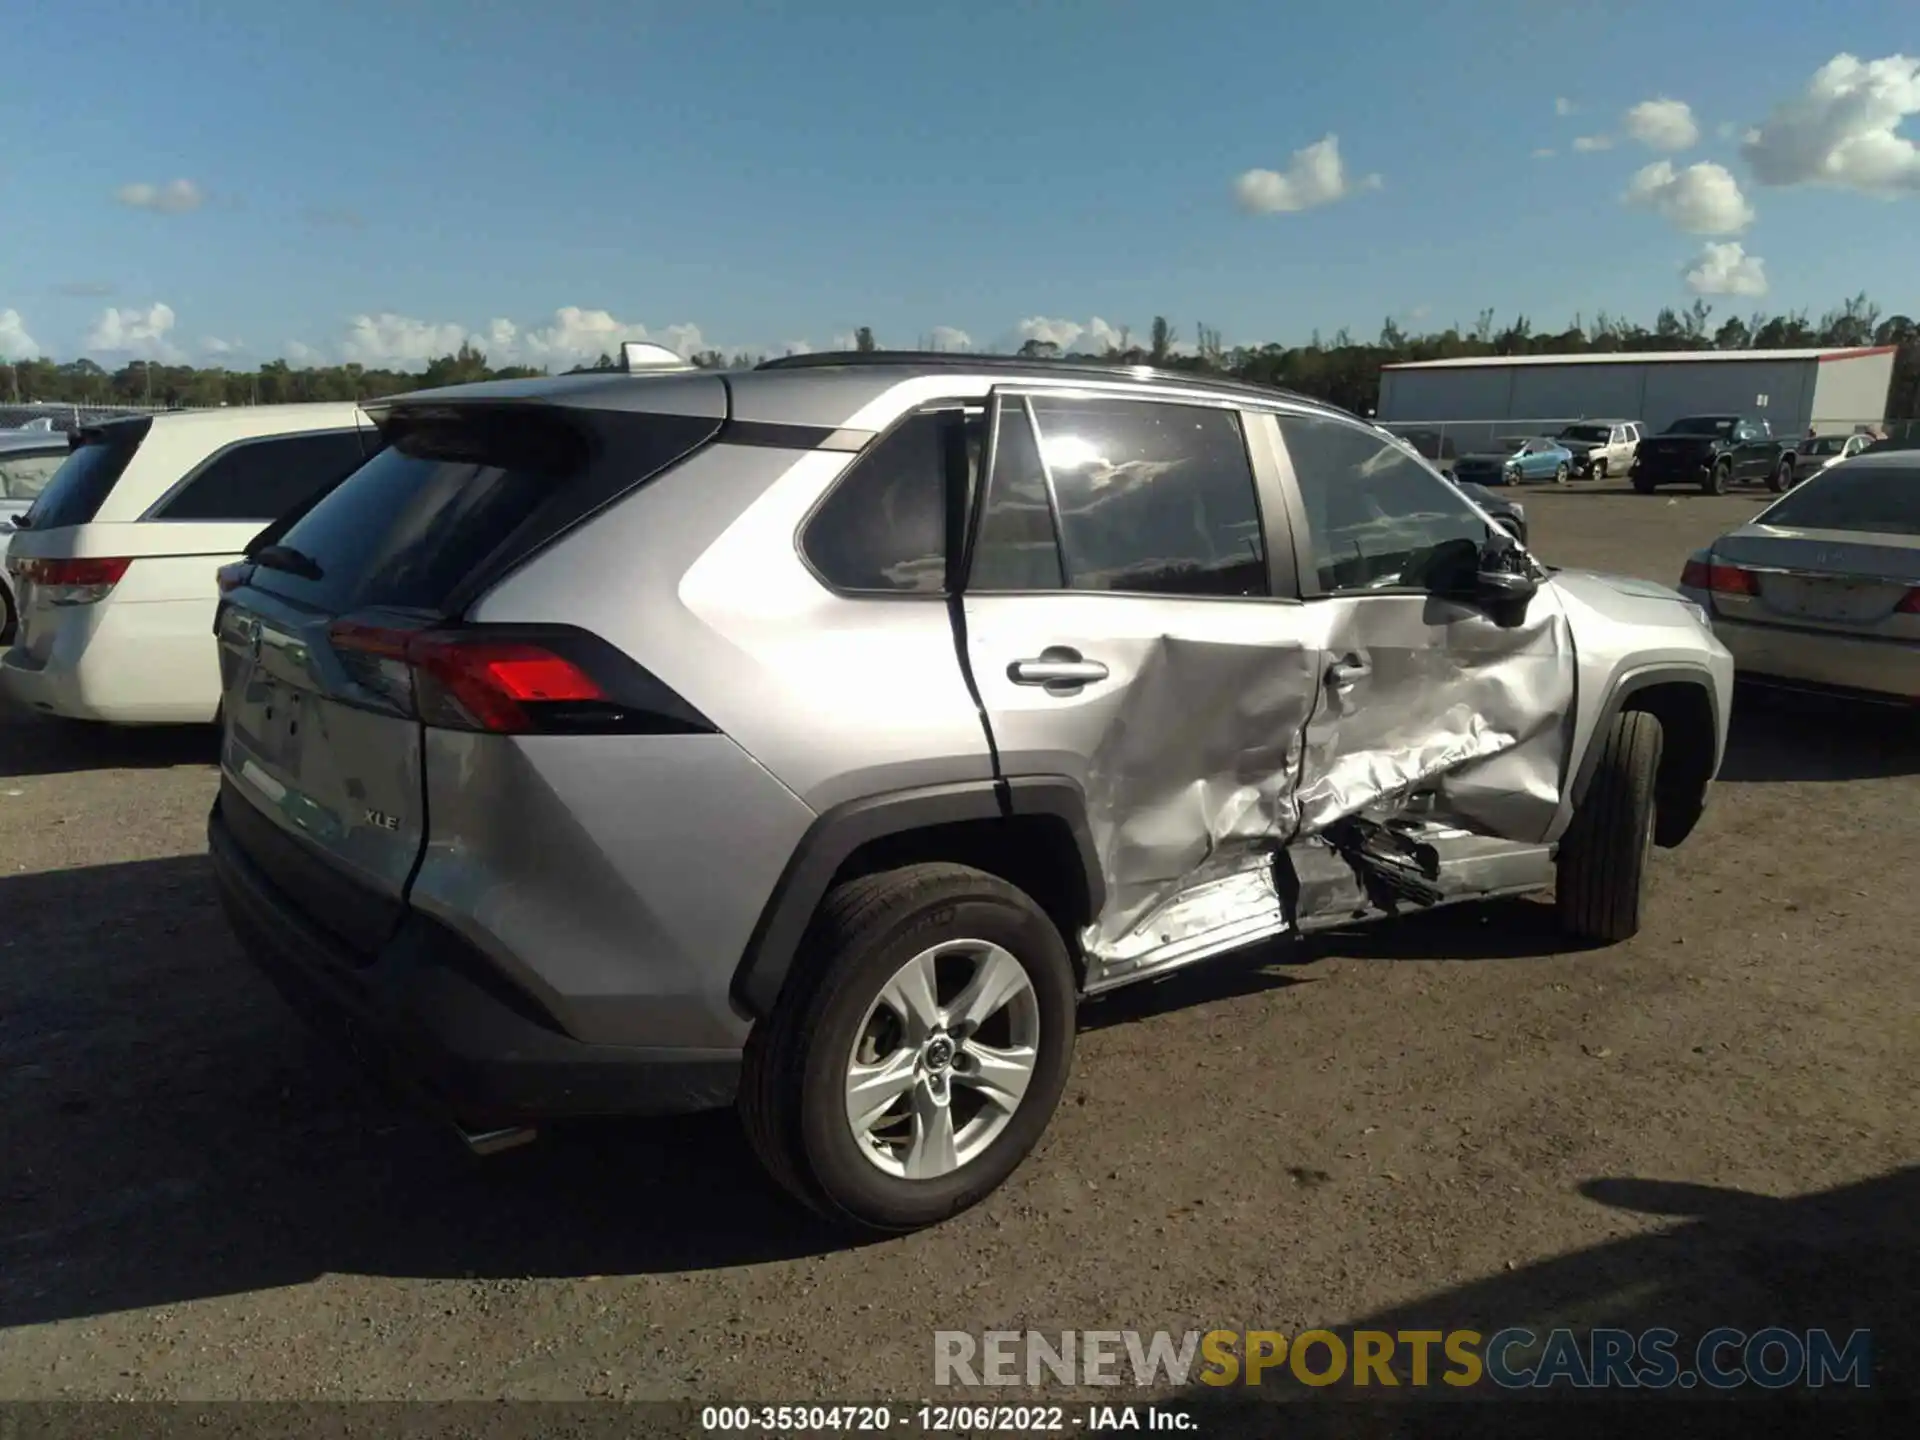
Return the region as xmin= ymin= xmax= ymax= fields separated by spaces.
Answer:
xmin=1556 ymin=710 xmax=1664 ymax=944
xmin=739 ymin=862 xmax=1077 ymax=1233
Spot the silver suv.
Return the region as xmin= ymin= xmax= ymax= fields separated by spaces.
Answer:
xmin=208 ymin=351 xmax=1733 ymax=1232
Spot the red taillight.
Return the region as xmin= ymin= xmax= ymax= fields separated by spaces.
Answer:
xmin=1898 ymin=589 xmax=1920 ymax=615
xmin=1681 ymin=558 xmax=1756 ymax=596
xmin=16 ymin=556 xmax=132 ymax=589
xmin=327 ymin=623 xmax=606 ymax=733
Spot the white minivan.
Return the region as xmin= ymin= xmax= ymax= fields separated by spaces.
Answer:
xmin=2 ymin=404 xmax=376 ymax=724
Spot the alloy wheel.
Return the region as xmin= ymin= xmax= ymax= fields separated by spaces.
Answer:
xmin=844 ymin=940 xmax=1041 ymax=1180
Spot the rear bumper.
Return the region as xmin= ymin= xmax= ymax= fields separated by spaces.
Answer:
xmin=1709 ymin=614 xmax=1920 ymax=703
xmin=1 ymin=597 xmax=221 ymax=724
xmin=208 ymin=798 xmax=742 ymax=1125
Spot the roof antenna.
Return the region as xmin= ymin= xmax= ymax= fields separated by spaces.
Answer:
xmin=619 ymin=340 xmax=692 ymax=372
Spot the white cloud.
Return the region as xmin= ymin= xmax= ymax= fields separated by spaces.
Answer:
xmin=114 ymin=180 xmax=205 ymax=214
xmin=1555 ymin=97 xmax=1577 ymax=116
xmin=1624 ymin=98 xmax=1700 ymax=151
xmin=340 ymin=312 xmax=473 ymax=367
xmin=1 ymin=309 xmax=40 ymax=358
xmin=778 ymin=339 xmax=813 ymax=356
xmin=1741 ymin=53 xmax=1920 ymax=195
xmin=1572 ymin=134 xmax=1614 ymax=152
xmin=927 ymin=325 xmax=972 ymax=352
xmin=1234 ymin=134 xmax=1380 ymax=214
xmin=658 ymin=323 xmax=707 ymax=358
xmin=285 ymin=340 xmax=320 ymax=365
xmin=200 ymin=336 xmax=245 ymax=357
xmin=1717 ymin=121 xmax=1739 ymax=140
xmin=1532 ymin=147 xmax=1557 ymax=159
xmin=1013 ymin=316 xmax=1128 ymax=354
xmin=1624 ymin=160 xmax=1755 ymax=233
xmin=1684 ymin=241 xmax=1768 ymax=297
xmin=84 ymin=302 xmax=183 ymax=361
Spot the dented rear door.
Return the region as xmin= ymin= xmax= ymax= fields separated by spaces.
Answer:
xmin=959 ymin=387 xmax=1324 ymax=974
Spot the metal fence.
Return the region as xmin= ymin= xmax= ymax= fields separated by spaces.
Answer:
xmin=1378 ymin=416 xmax=1920 ymax=470
xmin=0 ymin=401 xmax=203 ymax=430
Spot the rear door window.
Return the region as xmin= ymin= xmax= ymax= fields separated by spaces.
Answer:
xmin=18 ymin=418 xmax=151 ymax=530
xmin=151 ymin=430 xmax=369 ymax=522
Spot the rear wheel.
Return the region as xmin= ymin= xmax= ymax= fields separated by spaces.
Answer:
xmin=739 ymin=862 xmax=1076 ymax=1233
xmin=1703 ymin=460 xmax=1730 ymax=495
xmin=1591 ymin=458 xmax=1608 ymax=482
xmin=1557 ymin=710 xmax=1663 ymax=944
xmin=1554 ymin=462 xmax=1570 ymax=485
xmin=1632 ymin=474 xmax=1656 ymax=494
xmin=1768 ymin=458 xmax=1793 ymax=493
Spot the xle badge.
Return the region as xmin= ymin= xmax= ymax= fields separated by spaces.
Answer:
xmin=363 ymin=808 xmax=401 ymax=832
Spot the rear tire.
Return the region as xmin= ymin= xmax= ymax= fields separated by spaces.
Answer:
xmin=739 ymin=862 xmax=1076 ymax=1234
xmin=1591 ymin=459 xmax=1608 ymax=482
xmin=1768 ymin=458 xmax=1793 ymax=493
xmin=1554 ymin=462 xmax=1569 ymax=485
xmin=1632 ymin=475 xmax=1656 ymax=494
xmin=1703 ymin=460 xmax=1730 ymax=495
xmin=1556 ymin=710 xmax=1663 ymax=944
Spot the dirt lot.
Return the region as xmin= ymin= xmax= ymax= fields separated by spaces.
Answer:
xmin=1 ymin=480 xmax=1915 ymax=1405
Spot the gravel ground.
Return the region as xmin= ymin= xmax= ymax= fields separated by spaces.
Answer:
xmin=1 ymin=480 xmax=1914 ymax=1406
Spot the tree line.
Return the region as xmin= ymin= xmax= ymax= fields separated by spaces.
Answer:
xmin=5 ymin=296 xmax=1916 ymax=419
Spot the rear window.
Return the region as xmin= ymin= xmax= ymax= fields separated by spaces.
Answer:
xmin=1560 ymin=425 xmax=1610 ymax=443
xmin=1665 ymin=417 xmax=1735 ymax=437
xmin=18 ymin=419 xmax=151 ymax=530
xmin=247 ymin=407 xmax=713 ymax=614
xmin=1759 ymin=462 xmax=1920 ymax=537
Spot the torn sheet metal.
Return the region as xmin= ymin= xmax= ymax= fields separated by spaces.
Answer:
xmin=1064 ymin=594 xmax=1575 ymax=973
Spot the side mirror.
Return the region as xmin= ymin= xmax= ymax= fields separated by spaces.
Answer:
xmin=1476 ymin=530 xmax=1538 ymax=611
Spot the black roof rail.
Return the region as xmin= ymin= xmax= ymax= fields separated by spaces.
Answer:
xmin=754 ymin=350 xmax=1347 ymax=415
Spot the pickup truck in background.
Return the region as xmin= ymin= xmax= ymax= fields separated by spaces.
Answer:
xmin=1631 ymin=415 xmax=1797 ymax=495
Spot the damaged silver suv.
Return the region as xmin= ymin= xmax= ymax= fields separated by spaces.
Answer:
xmin=207 ymin=350 xmax=1733 ymax=1233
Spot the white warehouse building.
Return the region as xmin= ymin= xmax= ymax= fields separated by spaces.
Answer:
xmin=1376 ymin=346 xmax=1897 ymax=442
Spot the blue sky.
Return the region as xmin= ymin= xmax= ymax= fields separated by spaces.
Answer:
xmin=3 ymin=0 xmax=1917 ymax=370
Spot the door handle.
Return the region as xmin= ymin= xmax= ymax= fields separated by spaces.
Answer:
xmin=1009 ymin=647 xmax=1110 ymax=690
xmin=1326 ymin=654 xmax=1372 ymax=686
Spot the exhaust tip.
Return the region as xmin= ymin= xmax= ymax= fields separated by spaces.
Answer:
xmin=458 ymin=1124 xmax=538 ymax=1156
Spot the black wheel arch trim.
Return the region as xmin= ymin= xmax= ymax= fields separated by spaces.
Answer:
xmin=731 ymin=775 xmax=1104 ymax=1020
xmin=1568 ymin=662 xmax=1722 ymax=813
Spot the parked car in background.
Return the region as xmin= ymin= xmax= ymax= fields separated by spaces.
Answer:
xmin=1452 ymin=436 xmax=1574 ymax=487
xmin=1633 ymin=415 xmax=1795 ymax=495
xmin=1452 ymin=480 xmax=1528 ymax=546
xmin=206 ymin=350 xmax=1729 ymax=1234
xmin=1793 ymin=431 xmax=1871 ymax=485
xmin=1554 ymin=420 xmax=1641 ymax=481
xmin=1679 ymin=449 xmax=1920 ymax=705
xmin=2 ymin=404 xmax=377 ymax=724
xmin=0 ymin=432 xmax=76 ymax=642
xmin=1389 ymin=427 xmax=1459 ymax=467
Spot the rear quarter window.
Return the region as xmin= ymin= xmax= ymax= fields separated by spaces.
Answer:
xmin=150 ymin=429 xmax=369 ymax=522
xmin=1760 ymin=462 xmax=1920 ymax=537
xmin=18 ymin=418 xmax=152 ymax=530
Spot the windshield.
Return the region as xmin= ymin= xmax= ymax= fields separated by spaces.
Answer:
xmin=1664 ymin=417 xmax=1736 ymax=437
xmin=1759 ymin=461 xmax=1920 ymax=537
xmin=1560 ymin=425 xmax=1610 ymax=443
xmin=1496 ymin=437 xmax=1531 ymax=451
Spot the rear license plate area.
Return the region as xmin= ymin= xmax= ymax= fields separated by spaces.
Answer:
xmin=1760 ymin=577 xmax=1892 ymax=624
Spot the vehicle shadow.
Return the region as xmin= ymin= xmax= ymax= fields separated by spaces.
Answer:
xmin=0 ymin=707 xmax=219 ymax=778
xmin=1078 ymin=940 xmax=1316 ymax=1031
xmin=1179 ymin=1166 xmax=1915 ymax=1433
xmin=1718 ymin=685 xmax=1920 ymax=783
xmin=1300 ymin=896 xmax=1601 ymax=962
xmin=0 ymin=855 xmax=859 ymax=1330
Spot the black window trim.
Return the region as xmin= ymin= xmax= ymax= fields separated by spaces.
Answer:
xmin=137 ymin=424 xmax=371 ymax=523
xmin=793 ymin=399 xmax=979 ymax=602
xmin=1265 ymin=405 xmax=1496 ymax=603
xmin=966 ymin=384 xmax=1292 ymax=604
